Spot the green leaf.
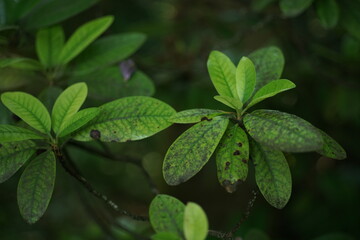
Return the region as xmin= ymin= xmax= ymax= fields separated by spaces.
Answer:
xmin=0 ymin=140 xmax=35 ymax=183
xmin=59 ymin=15 xmax=114 ymax=65
xmin=36 ymin=25 xmax=65 ymax=67
xmin=51 ymin=82 xmax=88 ymax=135
xmin=0 ymin=58 xmax=43 ymax=70
xmin=151 ymin=232 xmax=182 ymax=240
xmin=72 ymin=33 xmax=146 ymax=75
xmin=22 ymin=0 xmax=98 ymax=30
xmin=58 ymin=107 xmax=100 ymax=138
xmin=280 ymin=0 xmax=313 ymax=17
xmin=73 ymin=96 xmax=175 ymax=142
xmin=236 ymin=56 xmax=256 ymax=103
xmin=17 ymin=150 xmax=56 ymax=224
xmin=1 ymin=92 xmax=51 ymax=134
xmin=316 ymin=129 xmax=346 ymax=160
xmin=248 ymin=46 xmax=285 ymax=91
xmin=149 ymin=194 xmax=185 ymax=236
xmin=69 ymin=67 xmax=155 ymax=103
xmin=207 ymin=51 xmax=238 ymax=98
xmin=245 ymin=79 xmax=296 ymax=110
xmin=216 ymin=123 xmax=249 ymax=193
xmin=251 ymin=140 xmax=292 ymax=209
xmin=4 ymin=0 xmax=40 ymax=23
xmin=214 ymin=95 xmax=243 ymax=110
xmin=169 ymin=109 xmax=226 ymax=124
xmin=243 ymin=110 xmax=323 ymax=152
xmin=316 ymin=0 xmax=339 ymax=29
xmin=183 ymin=202 xmax=208 ymax=240
xmin=163 ymin=117 xmax=229 ymax=185
xmin=0 ymin=124 xmax=45 ymax=142
xmin=341 ymin=0 xmax=360 ymax=40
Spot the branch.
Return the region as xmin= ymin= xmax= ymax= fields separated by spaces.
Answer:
xmin=69 ymin=141 xmax=160 ymax=195
xmin=55 ymin=146 xmax=149 ymax=222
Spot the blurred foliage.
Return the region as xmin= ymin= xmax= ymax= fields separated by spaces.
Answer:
xmin=0 ymin=0 xmax=359 ymax=239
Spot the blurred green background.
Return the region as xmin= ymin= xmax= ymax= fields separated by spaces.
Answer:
xmin=0 ymin=0 xmax=359 ymax=239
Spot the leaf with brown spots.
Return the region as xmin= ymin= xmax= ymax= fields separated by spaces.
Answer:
xmin=250 ymin=140 xmax=291 ymax=209
xmin=169 ymin=108 xmax=226 ymax=124
xmin=216 ymin=122 xmax=249 ymax=193
xmin=163 ymin=117 xmax=229 ymax=185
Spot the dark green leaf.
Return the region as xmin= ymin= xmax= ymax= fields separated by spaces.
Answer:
xmin=3 ymin=0 xmax=40 ymax=23
xmin=36 ymin=25 xmax=65 ymax=67
xmin=0 ymin=68 xmax=39 ymax=91
xmin=59 ymin=16 xmax=114 ymax=65
xmin=207 ymin=51 xmax=238 ymax=98
xmin=251 ymin=140 xmax=291 ymax=209
xmin=17 ymin=150 xmax=56 ymax=224
xmin=149 ymin=194 xmax=185 ymax=236
xmin=163 ymin=117 xmax=229 ymax=185
xmin=72 ymin=33 xmax=146 ymax=75
xmin=1 ymin=92 xmax=51 ymax=134
xmin=183 ymin=202 xmax=208 ymax=240
xmin=0 ymin=58 xmax=43 ymax=70
xmin=316 ymin=129 xmax=346 ymax=160
xmin=216 ymin=123 xmax=249 ymax=193
xmin=22 ymin=0 xmax=98 ymax=30
xmin=280 ymin=0 xmax=313 ymax=17
xmin=69 ymin=67 xmax=155 ymax=103
xmin=236 ymin=56 xmax=256 ymax=103
xmin=151 ymin=232 xmax=182 ymax=240
xmin=248 ymin=46 xmax=285 ymax=91
xmin=169 ymin=109 xmax=226 ymax=124
xmin=0 ymin=140 xmax=35 ymax=183
xmin=316 ymin=0 xmax=339 ymax=29
xmin=38 ymin=86 xmax=63 ymax=112
xmin=73 ymin=96 xmax=175 ymax=142
xmin=243 ymin=110 xmax=323 ymax=152
xmin=0 ymin=124 xmax=45 ymax=142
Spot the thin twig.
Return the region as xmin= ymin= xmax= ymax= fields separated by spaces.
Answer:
xmin=55 ymin=146 xmax=149 ymax=221
xmin=69 ymin=141 xmax=160 ymax=195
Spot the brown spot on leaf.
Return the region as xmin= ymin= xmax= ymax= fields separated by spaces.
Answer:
xmin=222 ymin=180 xmax=243 ymax=193
xmin=242 ymin=159 xmax=248 ymax=164
xmin=237 ymin=142 xmax=242 ymax=147
xmin=90 ymin=130 xmax=101 ymax=139
xmin=225 ymin=161 xmax=230 ymax=170
xmin=201 ymin=117 xmax=212 ymax=121
xmin=233 ymin=150 xmax=240 ymax=155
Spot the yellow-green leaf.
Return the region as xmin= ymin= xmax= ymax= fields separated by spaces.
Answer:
xmin=52 ymin=82 xmax=88 ymax=135
xmin=207 ymin=51 xmax=237 ymax=98
xmin=236 ymin=56 xmax=256 ymax=103
xmin=58 ymin=16 xmax=114 ymax=65
xmin=214 ymin=95 xmax=243 ymax=110
xmin=183 ymin=202 xmax=208 ymax=240
xmin=245 ymin=79 xmax=296 ymax=111
xmin=1 ymin=92 xmax=51 ymax=134
xmin=0 ymin=124 xmax=45 ymax=142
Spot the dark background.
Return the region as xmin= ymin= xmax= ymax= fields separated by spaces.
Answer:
xmin=0 ymin=0 xmax=359 ymax=239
